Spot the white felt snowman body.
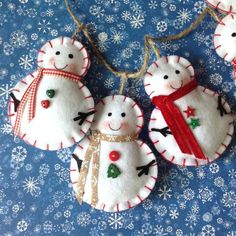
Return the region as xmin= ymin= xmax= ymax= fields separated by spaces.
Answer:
xmin=214 ymin=14 xmax=236 ymax=64
xmin=144 ymin=56 xmax=234 ymax=166
xmin=70 ymin=95 xmax=158 ymax=212
xmin=206 ymin=0 xmax=236 ymax=13
xmin=8 ymin=37 xmax=94 ymax=150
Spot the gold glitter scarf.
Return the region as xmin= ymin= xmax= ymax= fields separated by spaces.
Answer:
xmin=76 ymin=130 xmax=138 ymax=207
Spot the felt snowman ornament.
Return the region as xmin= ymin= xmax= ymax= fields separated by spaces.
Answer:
xmin=214 ymin=14 xmax=236 ymax=81
xmin=8 ymin=37 xmax=95 ymax=150
xmin=70 ymin=95 xmax=158 ymax=212
xmin=144 ymin=55 xmax=234 ymax=166
xmin=206 ymin=0 xmax=236 ymax=14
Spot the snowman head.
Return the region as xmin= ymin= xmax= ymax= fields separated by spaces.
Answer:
xmin=144 ymin=56 xmax=195 ymax=98
xmin=37 ymin=37 xmax=90 ymax=76
xmin=214 ymin=14 xmax=236 ymax=63
xmin=206 ymin=0 xmax=236 ymax=14
xmin=92 ymin=95 xmax=144 ymax=136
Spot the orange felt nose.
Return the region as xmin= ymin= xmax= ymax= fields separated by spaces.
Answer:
xmin=41 ymin=100 xmax=50 ymax=109
xmin=109 ymin=151 xmax=120 ymax=162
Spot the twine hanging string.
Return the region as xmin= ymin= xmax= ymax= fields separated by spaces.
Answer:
xmin=64 ymin=0 xmax=162 ymax=94
xmin=64 ymin=0 xmax=221 ymax=94
xmin=157 ymin=7 xmax=221 ymax=42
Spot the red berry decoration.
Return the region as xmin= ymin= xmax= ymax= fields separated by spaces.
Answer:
xmin=109 ymin=150 xmax=120 ymax=162
xmin=41 ymin=100 xmax=50 ymax=109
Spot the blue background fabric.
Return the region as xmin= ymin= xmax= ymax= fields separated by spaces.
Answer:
xmin=0 ymin=0 xmax=236 ymax=235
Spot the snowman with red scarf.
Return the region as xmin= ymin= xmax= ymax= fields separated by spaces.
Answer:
xmin=144 ymin=55 xmax=234 ymax=166
xmin=8 ymin=37 xmax=94 ymax=150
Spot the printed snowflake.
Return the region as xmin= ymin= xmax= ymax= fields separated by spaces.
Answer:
xmin=149 ymin=0 xmax=158 ymax=9
xmin=201 ymin=224 xmax=216 ymax=236
xmin=198 ymin=187 xmax=215 ymax=203
xmin=77 ymin=212 xmax=91 ymax=227
xmin=177 ymin=9 xmax=192 ymax=24
xmin=38 ymin=19 xmax=51 ymax=33
xmin=108 ymin=213 xmax=124 ymax=229
xmin=10 ymin=30 xmax=28 ymax=48
xmin=156 ymin=21 xmax=167 ymax=32
xmin=169 ymin=209 xmax=179 ymax=219
xmin=0 ymin=84 xmax=13 ymax=99
xmin=222 ymin=191 xmax=236 ymax=208
xmin=56 ymin=148 xmax=72 ymax=163
xmin=158 ymin=185 xmax=172 ymax=200
xmin=0 ymin=123 xmax=12 ymax=134
xmin=18 ymin=55 xmax=34 ymax=70
xmin=17 ymin=220 xmax=28 ymax=232
xmin=130 ymin=14 xmax=145 ymax=29
xmin=22 ymin=176 xmax=40 ymax=196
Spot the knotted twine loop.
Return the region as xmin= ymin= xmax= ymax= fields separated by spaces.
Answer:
xmin=64 ymin=0 xmax=221 ymax=96
xmin=76 ymin=130 xmax=138 ymax=207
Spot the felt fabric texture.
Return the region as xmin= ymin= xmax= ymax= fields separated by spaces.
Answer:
xmin=214 ymin=14 xmax=236 ymax=63
xmin=70 ymin=95 xmax=158 ymax=212
xmin=206 ymin=0 xmax=236 ymax=13
xmin=144 ymin=55 xmax=234 ymax=166
xmin=8 ymin=37 xmax=94 ymax=150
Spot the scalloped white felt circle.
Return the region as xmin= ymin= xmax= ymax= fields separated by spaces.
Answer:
xmin=145 ymin=56 xmax=234 ymax=166
xmin=214 ymin=14 xmax=236 ymax=62
xmin=206 ymin=0 xmax=236 ymax=13
xmin=8 ymin=72 xmax=95 ymax=150
xmin=92 ymin=95 xmax=144 ymax=135
xmin=38 ymin=37 xmax=90 ymax=77
xmin=8 ymin=37 xmax=94 ymax=150
xmin=70 ymin=95 xmax=158 ymax=212
xmin=149 ymin=87 xmax=234 ymax=166
xmin=144 ymin=55 xmax=195 ymax=99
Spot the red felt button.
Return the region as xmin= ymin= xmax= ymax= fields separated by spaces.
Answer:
xmin=109 ymin=151 xmax=120 ymax=162
xmin=41 ymin=100 xmax=50 ymax=109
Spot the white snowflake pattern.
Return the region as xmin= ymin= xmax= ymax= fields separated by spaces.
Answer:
xmin=130 ymin=14 xmax=145 ymax=29
xmin=108 ymin=213 xmax=124 ymax=229
xmin=22 ymin=177 xmax=40 ymax=196
xmin=18 ymin=54 xmax=34 ymax=70
xmin=158 ymin=185 xmax=172 ymax=200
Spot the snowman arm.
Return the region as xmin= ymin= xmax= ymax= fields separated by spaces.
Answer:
xmin=217 ymin=96 xmax=227 ymax=117
xmin=9 ymin=92 xmax=20 ymax=112
xmin=73 ymin=110 xmax=96 ymax=125
xmin=136 ymin=160 xmax=156 ymax=177
xmin=151 ymin=126 xmax=172 ymax=137
xmin=71 ymin=153 xmax=83 ymax=172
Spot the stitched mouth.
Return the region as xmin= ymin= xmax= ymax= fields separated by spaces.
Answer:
xmin=108 ymin=123 xmax=122 ymax=131
xmin=53 ymin=63 xmax=68 ymax=70
xmin=170 ymin=80 xmax=183 ymax=90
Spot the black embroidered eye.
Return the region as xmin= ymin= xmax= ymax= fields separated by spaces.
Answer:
xmin=163 ymin=75 xmax=168 ymax=80
xmin=121 ymin=112 xmax=126 ymax=117
xmin=68 ymin=54 xmax=74 ymax=59
xmin=55 ymin=51 xmax=60 ymax=55
xmin=232 ymin=33 xmax=236 ymax=37
xmin=108 ymin=112 xmax=112 ymax=116
xmin=175 ymin=70 xmax=180 ymax=74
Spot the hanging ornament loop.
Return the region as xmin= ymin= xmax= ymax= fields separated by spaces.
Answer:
xmin=64 ymin=0 xmax=221 ymax=81
xmin=64 ymin=0 xmax=163 ymax=81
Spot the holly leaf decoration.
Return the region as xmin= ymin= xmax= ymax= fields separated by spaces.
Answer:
xmin=107 ymin=164 xmax=121 ymax=178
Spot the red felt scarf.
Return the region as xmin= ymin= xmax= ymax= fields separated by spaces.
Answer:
xmin=13 ymin=68 xmax=82 ymax=136
xmin=152 ymin=79 xmax=206 ymax=160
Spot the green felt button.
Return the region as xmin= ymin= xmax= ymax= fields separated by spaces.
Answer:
xmin=107 ymin=163 xmax=121 ymax=178
xmin=46 ymin=89 xmax=55 ymax=98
